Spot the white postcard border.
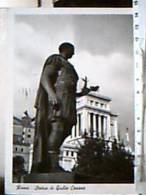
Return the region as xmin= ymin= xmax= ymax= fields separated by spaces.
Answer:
xmin=5 ymin=8 xmax=136 ymax=195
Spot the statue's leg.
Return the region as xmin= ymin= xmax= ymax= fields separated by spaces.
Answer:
xmin=31 ymin=109 xmax=49 ymax=173
xmin=47 ymin=120 xmax=67 ymax=171
xmin=47 ymin=120 xmax=73 ymax=172
xmin=48 ymin=120 xmax=64 ymax=150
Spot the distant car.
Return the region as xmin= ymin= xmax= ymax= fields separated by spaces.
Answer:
xmin=54 ymin=0 xmax=132 ymax=7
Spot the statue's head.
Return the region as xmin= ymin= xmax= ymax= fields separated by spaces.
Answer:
xmin=59 ymin=42 xmax=75 ymax=59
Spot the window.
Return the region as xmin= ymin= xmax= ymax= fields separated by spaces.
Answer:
xmin=66 ymin=151 xmax=69 ymax=156
xmin=27 ymin=134 xmax=31 ymax=138
xmin=90 ymin=100 xmax=93 ymax=105
xmin=77 ymin=100 xmax=80 ymax=104
xmin=95 ymin=102 xmax=99 ymax=106
xmin=15 ymin=147 xmax=17 ymax=152
xmin=71 ymin=151 xmax=74 ymax=157
xmin=101 ymin=103 xmax=104 ymax=108
xmin=21 ymin=148 xmax=24 ymax=152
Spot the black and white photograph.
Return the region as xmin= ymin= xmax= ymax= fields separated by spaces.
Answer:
xmin=0 ymin=0 xmax=133 ymax=8
xmin=53 ymin=0 xmax=132 ymax=8
xmin=4 ymin=10 xmax=136 ymax=194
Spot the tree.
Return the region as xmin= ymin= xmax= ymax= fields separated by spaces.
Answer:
xmin=74 ymin=137 xmax=134 ymax=183
xmin=13 ymin=156 xmax=26 ymax=183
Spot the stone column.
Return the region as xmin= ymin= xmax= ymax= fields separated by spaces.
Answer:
xmin=98 ymin=115 xmax=101 ymax=137
xmin=93 ymin=114 xmax=97 ymax=138
xmin=71 ymin=126 xmax=76 ymax=139
xmin=106 ymin=115 xmax=111 ymax=139
xmin=103 ymin=116 xmax=107 ymax=139
xmin=88 ymin=112 xmax=91 ymax=135
xmin=82 ymin=109 xmax=88 ymax=135
xmin=76 ymin=114 xmax=80 ymax=137
xmin=114 ymin=119 xmax=118 ymax=140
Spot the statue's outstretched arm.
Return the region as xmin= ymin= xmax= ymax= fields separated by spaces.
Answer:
xmin=76 ymin=76 xmax=99 ymax=97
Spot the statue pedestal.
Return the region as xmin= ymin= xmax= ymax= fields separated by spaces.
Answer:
xmin=23 ymin=172 xmax=74 ymax=183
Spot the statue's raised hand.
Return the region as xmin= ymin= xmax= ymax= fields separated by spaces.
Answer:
xmin=90 ymin=86 xmax=99 ymax=92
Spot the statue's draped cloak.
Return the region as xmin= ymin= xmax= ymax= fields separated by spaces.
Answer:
xmin=32 ymin=54 xmax=79 ymax=166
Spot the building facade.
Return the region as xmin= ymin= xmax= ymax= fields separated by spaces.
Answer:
xmin=13 ymin=93 xmax=118 ymax=172
xmin=60 ymin=93 xmax=118 ymax=171
xmin=13 ymin=115 xmax=35 ymax=173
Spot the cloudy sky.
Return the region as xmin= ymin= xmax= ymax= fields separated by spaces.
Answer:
xmin=13 ymin=14 xmax=134 ymax=147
